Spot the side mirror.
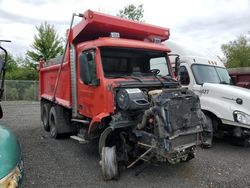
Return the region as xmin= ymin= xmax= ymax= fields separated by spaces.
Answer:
xmin=175 ymin=56 xmax=180 ymax=76
xmin=80 ymin=53 xmax=91 ymax=84
xmin=79 ymin=52 xmax=100 ymax=86
xmin=231 ymin=76 xmax=236 ymax=85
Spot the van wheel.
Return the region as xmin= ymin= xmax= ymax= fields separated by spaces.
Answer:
xmin=41 ymin=103 xmax=50 ymax=132
xmin=201 ymin=115 xmax=213 ymax=148
xmin=101 ymin=146 xmax=118 ymax=180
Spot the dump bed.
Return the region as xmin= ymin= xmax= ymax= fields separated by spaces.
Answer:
xmin=72 ymin=10 xmax=170 ymax=44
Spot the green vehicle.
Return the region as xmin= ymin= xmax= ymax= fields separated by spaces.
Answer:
xmin=0 ymin=41 xmax=23 ymax=188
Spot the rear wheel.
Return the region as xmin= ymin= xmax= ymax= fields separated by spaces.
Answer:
xmin=41 ymin=103 xmax=50 ymax=132
xmin=49 ymin=106 xmax=59 ymax=138
xmin=49 ymin=105 xmax=75 ymax=139
xmin=101 ymin=146 xmax=118 ymax=180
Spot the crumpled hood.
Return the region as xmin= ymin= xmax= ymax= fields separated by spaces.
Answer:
xmin=0 ymin=125 xmax=21 ymax=179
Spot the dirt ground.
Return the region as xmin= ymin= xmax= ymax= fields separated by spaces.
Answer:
xmin=1 ymin=101 xmax=250 ymax=188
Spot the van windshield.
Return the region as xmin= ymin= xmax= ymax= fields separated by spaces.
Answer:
xmin=100 ymin=47 xmax=170 ymax=78
xmin=192 ymin=64 xmax=231 ymax=85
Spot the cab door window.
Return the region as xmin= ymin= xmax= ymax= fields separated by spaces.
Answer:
xmin=179 ymin=66 xmax=190 ymax=85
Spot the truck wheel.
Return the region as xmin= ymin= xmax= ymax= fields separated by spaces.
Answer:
xmin=49 ymin=106 xmax=59 ymax=138
xmin=101 ymin=146 xmax=118 ymax=180
xmin=41 ymin=103 xmax=50 ymax=132
xmin=49 ymin=105 xmax=75 ymax=138
xmin=201 ymin=115 xmax=213 ymax=148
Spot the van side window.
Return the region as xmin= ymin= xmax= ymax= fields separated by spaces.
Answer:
xmin=80 ymin=50 xmax=97 ymax=84
xmin=179 ymin=66 xmax=190 ymax=85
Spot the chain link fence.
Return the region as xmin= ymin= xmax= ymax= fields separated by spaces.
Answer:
xmin=3 ymin=80 xmax=39 ymax=101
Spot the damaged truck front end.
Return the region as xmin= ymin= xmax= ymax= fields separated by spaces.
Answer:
xmin=99 ymin=86 xmax=206 ymax=180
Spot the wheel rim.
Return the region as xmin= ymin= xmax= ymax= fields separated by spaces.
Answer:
xmin=50 ymin=114 xmax=57 ymax=138
xmin=42 ymin=105 xmax=50 ymax=131
xmin=101 ymin=146 xmax=118 ymax=180
xmin=42 ymin=108 xmax=48 ymax=126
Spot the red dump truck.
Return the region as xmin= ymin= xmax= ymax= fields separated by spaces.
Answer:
xmin=228 ymin=67 xmax=250 ymax=89
xmin=39 ymin=10 xmax=208 ymax=180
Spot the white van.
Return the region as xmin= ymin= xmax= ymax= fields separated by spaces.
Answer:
xmin=165 ymin=41 xmax=250 ymax=146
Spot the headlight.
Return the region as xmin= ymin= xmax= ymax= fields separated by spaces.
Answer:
xmin=0 ymin=160 xmax=23 ymax=188
xmin=233 ymin=111 xmax=250 ymax=125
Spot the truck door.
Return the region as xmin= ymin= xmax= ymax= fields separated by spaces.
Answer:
xmin=179 ymin=65 xmax=201 ymax=97
xmin=78 ymin=49 xmax=101 ymax=118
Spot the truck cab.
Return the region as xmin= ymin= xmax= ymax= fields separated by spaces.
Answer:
xmin=166 ymin=41 xmax=250 ymax=146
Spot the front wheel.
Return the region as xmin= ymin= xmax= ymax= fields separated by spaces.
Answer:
xmin=101 ymin=146 xmax=118 ymax=180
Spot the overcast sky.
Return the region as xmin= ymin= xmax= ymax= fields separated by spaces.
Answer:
xmin=0 ymin=0 xmax=249 ymax=58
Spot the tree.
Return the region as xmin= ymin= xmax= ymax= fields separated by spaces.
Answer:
xmin=27 ymin=22 xmax=63 ymax=62
xmin=3 ymin=55 xmax=38 ymax=80
xmin=221 ymin=33 xmax=250 ymax=68
xmin=117 ymin=4 xmax=144 ymax=22
xmin=0 ymin=53 xmax=18 ymax=72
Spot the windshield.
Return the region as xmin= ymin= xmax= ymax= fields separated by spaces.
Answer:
xmin=192 ymin=64 xmax=231 ymax=85
xmin=100 ymin=47 xmax=170 ymax=78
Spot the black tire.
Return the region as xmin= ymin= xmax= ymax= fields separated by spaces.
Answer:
xmin=49 ymin=106 xmax=59 ymax=138
xmin=41 ymin=103 xmax=50 ymax=132
xmin=49 ymin=105 xmax=75 ymax=139
xmin=101 ymin=146 xmax=118 ymax=180
xmin=201 ymin=115 xmax=213 ymax=148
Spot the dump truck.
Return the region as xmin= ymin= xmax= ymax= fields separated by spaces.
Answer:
xmin=166 ymin=41 xmax=250 ymax=147
xmin=228 ymin=67 xmax=250 ymax=89
xmin=39 ymin=10 xmax=208 ymax=180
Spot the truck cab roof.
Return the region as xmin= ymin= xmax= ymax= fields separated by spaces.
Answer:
xmin=165 ymin=41 xmax=224 ymax=68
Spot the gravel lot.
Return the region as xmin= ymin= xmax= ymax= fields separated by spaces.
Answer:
xmin=1 ymin=101 xmax=250 ymax=188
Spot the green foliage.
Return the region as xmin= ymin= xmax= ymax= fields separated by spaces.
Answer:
xmin=27 ymin=22 xmax=63 ymax=61
xmin=221 ymin=33 xmax=250 ymax=68
xmin=0 ymin=53 xmax=18 ymax=72
xmin=117 ymin=4 xmax=144 ymax=22
xmin=5 ymin=56 xmax=38 ymax=80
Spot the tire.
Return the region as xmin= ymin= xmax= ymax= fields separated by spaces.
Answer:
xmin=201 ymin=115 xmax=213 ymax=148
xmin=49 ymin=106 xmax=59 ymax=138
xmin=41 ymin=103 xmax=50 ymax=132
xmin=101 ymin=146 xmax=118 ymax=180
xmin=49 ymin=105 xmax=75 ymax=139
